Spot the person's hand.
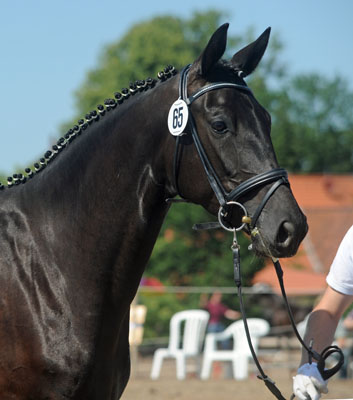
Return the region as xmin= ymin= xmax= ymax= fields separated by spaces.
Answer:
xmin=293 ymin=362 xmax=328 ymax=400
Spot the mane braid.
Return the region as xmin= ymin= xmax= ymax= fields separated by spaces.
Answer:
xmin=0 ymin=65 xmax=177 ymax=190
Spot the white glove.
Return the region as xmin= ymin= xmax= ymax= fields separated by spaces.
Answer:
xmin=293 ymin=362 xmax=328 ymax=400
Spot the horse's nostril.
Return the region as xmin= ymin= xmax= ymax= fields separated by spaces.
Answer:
xmin=277 ymin=221 xmax=295 ymax=247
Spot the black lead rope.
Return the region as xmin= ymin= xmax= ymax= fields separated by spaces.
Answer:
xmin=232 ymin=234 xmax=344 ymax=400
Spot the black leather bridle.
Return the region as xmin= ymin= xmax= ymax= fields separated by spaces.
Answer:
xmin=172 ymin=64 xmax=289 ymax=231
xmin=168 ymin=64 xmax=344 ymax=400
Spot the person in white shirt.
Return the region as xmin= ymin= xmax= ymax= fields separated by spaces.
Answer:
xmin=293 ymin=225 xmax=353 ymax=400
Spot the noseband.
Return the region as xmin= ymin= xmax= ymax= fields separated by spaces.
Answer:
xmin=171 ymin=64 xmax=289 ymax=230
xmin=168 ymin=65 xmax=344 ymax=400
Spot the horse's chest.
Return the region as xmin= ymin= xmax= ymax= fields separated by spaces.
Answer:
xmin=0 ymin=267 xmax=104 ymax=397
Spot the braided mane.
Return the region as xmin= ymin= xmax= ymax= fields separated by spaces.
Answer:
xmin=0 ymin=65 xmax=177 ymax=190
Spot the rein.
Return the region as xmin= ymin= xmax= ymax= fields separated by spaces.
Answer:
xmin=168 ymin=65 xmax=344 ymax=399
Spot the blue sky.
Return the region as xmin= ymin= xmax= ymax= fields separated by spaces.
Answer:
xmin=1 ymin=0 xmax=353 ymax=174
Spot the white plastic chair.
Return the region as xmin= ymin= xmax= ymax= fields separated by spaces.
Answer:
xmin=200 ymin=318 xmax=270 ymax=380
xmin=150 ymin=309 xmax=210 ymax=380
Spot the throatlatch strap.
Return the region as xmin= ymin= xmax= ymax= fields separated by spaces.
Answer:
xmin=192 ymin=221 xmax=221 ymax=230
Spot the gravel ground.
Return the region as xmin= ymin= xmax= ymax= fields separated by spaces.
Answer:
xmin=122 ymin=356 xmax=353 ymax=400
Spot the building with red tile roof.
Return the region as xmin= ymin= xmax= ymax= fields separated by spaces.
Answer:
xmin=252 ymin=175 xmax=353 ymax=295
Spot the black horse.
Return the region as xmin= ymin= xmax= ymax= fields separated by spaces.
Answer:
xmin=0 ymin=24 xmax=307 ymax=399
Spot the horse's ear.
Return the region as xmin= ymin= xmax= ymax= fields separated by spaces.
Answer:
xmin=231 ymin=27 xmax=271 ymax=77
xmin=192 ymin=23 xmax=229 ymax=77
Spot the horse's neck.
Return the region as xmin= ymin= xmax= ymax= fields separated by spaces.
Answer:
xmin=16 ymin=82 xmax=174 ymax=303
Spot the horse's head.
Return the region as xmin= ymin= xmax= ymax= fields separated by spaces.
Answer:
xmin=169 ymin=24 xmax=307 ymax=258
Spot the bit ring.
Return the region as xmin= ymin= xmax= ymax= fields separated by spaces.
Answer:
xmin=218 ymin=201 xmax=248 ymax=232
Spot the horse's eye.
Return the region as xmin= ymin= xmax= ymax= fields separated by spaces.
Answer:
xmin=211 ymin=120 xmax=227 ymax=134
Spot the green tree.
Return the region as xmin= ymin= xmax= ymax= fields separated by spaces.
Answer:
xmin=141 ymin=204 xmax=260 ymax=339
xmin=270 ymin=74 xmax=353 ymax=173
xmin=146 ymin=203 xmax=260 ymax=287
xmin=72 ymin=10 xmax=237 ymax=118
xmin=69 ymin=10 xmax=284 ymax=123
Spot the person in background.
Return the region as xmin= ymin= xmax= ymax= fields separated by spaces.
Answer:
xmin=293 ymin=226 xmax=353 ymax=400
xmin=201 ymin=291 xmax=241 ymax=348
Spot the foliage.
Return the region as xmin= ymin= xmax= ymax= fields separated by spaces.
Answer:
xmin=141 ymin=202 xmax=260 ymax=339
xmin=270 ymin=74 xmax=353 ymax=172
xmin=72 ymin=10 xmax=233 ymax=119
xmin=143 ymin=204 xmax=263 ymax=336
xmin=64 ymin=10 xmax=353 ymax=176
xmin=145 ymin=203 xmax=261 ymax=287
xmin=138 ymin=292 xmax=200 ymax=339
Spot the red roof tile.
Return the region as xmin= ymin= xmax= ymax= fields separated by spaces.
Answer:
xmin=290 ymin=175 xmax=353 ymax=208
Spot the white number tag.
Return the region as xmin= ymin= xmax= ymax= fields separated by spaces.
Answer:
xmin=167 ymin=99 xmax=189 ymax=136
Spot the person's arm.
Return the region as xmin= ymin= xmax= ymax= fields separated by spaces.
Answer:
xmin=300 ymin=286 xmax=353 ymax=365
xmin=293 ymin=286 xmax=353 ymax=400
xmin=224 ymin=309 xmax=241 ymax=320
